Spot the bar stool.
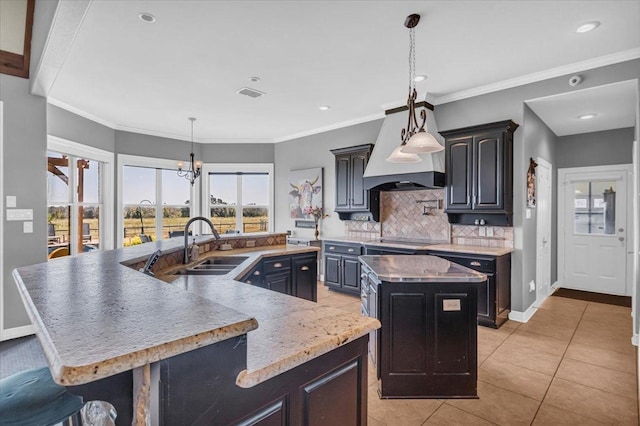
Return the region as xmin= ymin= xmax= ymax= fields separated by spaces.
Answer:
xmin=0 ymin=367 xmax=84 ymax=425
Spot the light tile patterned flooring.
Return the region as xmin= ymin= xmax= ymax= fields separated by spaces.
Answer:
xmin=316 ymin=282 xmax=639 ymax=425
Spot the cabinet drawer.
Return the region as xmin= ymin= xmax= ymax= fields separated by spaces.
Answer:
xmin=324 ymin=243 xmax=362 ymax=255
xmin=433 ymin=253 xmax=495 ymax=273
xmin=263 ymin=257 xmax=291 ymax=273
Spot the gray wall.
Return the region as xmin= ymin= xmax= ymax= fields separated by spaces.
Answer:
xmin=202 ymin=143 xmax=274 ymax=163
xmin=274 ymin=120 xmax=383 ymax=239
xmin=1 ymin=0 xmax=59 ymax=332
xmin=557 ymin=127 xmax=634 ymax=168
xmin=1 ymin=75 xmax=48 ymax=329
xmin=523 ymin=105 xmax=558 ymax=286
xmin=434 ymin=59 xmax=639 ymax=314
xmin=47 ymin=105 xmax=115 ymax=151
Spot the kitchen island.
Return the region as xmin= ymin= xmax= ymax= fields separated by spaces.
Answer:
xmin=12 ymin=233 xmax=379 ymax=425
xmin=359 ymin=255 xmax=486 ymax=399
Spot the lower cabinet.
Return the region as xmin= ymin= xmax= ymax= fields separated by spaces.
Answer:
xmin=157 ymin=333 xmax=369 ymax=425
xmin=430 ymin=251 xmax=511 ymax=328
xmin=240 ymin=252 xmax=317 ymax=302
xmin=360 ymin=262 xmax=380 ymax=377
xmin=323 ymin=241 xmax=362 ymax=295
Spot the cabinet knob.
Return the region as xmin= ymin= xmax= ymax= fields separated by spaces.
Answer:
xmin=470 ymin=261 xmax=481 ymax=266
xmin=253 ymin=270 xmax=261 ymax=276
xmin=274 ymin=263 xmax=282 ymax=268
xmin=301 ymin=266 xmax=309 ymax=271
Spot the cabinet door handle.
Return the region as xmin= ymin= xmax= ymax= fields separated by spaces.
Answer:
xmin=301 ymin=266 xmax=309 ymax=271
xmin=253 ymin=270 xmax=261 ymax=276
xmin=348 ymin=248 xmax=354 ymax=252
xmin=274 ymin=263 xmax=282 ymax=268
xmin=470 ymin=261 xmax=481 ymax=266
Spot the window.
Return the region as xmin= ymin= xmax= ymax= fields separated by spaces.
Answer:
xmin=118 ymin=155 xmax=196 ymax=246
xmin=573 ymin=180 xmax=616 ymax=235
xmin=47 ymin=137 xmax=114 ymax=258
xmin=203 ymin=164 xmax=273 ymax=234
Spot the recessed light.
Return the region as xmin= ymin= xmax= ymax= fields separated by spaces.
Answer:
xmin=139 ymin=13 xmax=156 ymax=23
xmin=576 ymin=21 xmax=600 ymax=33
xmin=319 ymin=105 xmax=331 ymax=111
xmin=249 ymin=76 xmax=261 ymax=83
xmin=413 ymin=75 xmax=427 ymax=82
xmin=578 ymin=113 xmax=597 ymax=120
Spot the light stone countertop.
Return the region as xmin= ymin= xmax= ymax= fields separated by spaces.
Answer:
xmin=359 ymin=255 xmax=487 ymax=283
xmin=13 ymin=235 xmax=379 ymax=389
xmin=321 ymin=236 xmax=513 ymax=256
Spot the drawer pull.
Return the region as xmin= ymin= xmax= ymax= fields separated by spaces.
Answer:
xmin=274 ymin=263 xmax=282 ymax=268
xmin=329 ymin=246 xmax=335 ymax=250
xmin=301 ymin=266 xmax=309 ymax=271
xmin=348 ymin=248 xmax=354 ymax=252
xmin=470 ymin=261 xmax=481 ymax=266
xmin=253 ymin=271 xmax=261 ymax=276
xmin=246 ymin=280 xmax=252 ymax=284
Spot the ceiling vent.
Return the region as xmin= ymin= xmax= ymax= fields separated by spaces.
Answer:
xmin=237 ymin=87 xmax=266 ymax=98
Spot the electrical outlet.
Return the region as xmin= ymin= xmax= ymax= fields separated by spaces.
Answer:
xmin=246 ymin=240 xmax=256 ymax=248
xmin=529 ymin=280 xmax=536 ymax=292
xmin=478 ymin=227 xmax=486 ymax=236
xmin=486 ymin=227 xmax=494 ymax=237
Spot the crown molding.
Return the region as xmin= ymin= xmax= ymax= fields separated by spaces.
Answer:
xmin=273 ymin=112 xmax=384 ymax=143
xmin=432 ymin=48 xmax=640 ymax=105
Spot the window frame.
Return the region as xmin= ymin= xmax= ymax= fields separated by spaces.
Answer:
xmin=117 ymin=154 xmax=200 ymax=247
xmin=48 ymin=135 xmax=115 ymax=253
xmin=202 ymin=163 xmax=274 ymax=234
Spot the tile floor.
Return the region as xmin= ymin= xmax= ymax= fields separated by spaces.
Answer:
xmin=316 ymin=282 xmax=639 ymax=425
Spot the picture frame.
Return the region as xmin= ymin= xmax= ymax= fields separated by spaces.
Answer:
xmin=288 ymin=167 xmax=323 ymax=219
xmin=527 ymin=157 xmax=537 ymax=208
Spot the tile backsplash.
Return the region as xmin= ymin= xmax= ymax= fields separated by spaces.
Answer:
xmin=344 ymin=189 xmax=514 ymax=248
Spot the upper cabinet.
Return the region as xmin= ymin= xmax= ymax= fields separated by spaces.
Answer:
xmin=440 ymin=120 xmax=519 ymax=226
xmin=331 ymin=144 xmax=380 ymax=221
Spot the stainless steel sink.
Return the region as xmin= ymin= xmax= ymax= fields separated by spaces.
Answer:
xmin=170 ymin=256 xmax=248 ymax=276
xmin=196 ymin=256 xmax=248 ymax=266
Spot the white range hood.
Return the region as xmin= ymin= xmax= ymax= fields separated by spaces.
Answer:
xmin=363 ymin=104 xmax=445 ymax=191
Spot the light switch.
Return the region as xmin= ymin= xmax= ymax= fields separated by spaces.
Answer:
xmin=526 ymin=208 xmax=532 ymax=219
xmin=6 ymin=209 xmax=33 ymax=221
xmin=6 ymin=196 xmax=16 ymax=208
xmin=23 ymin=221 xmax=33 ymax=233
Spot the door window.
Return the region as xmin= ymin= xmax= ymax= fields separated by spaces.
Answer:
xmin=572 ymin=180 xmax=616 ymax=235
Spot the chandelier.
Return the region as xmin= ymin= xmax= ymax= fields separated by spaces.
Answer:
xmin=177 ymin=117 xmax=202 ymax=186
xmin=387 ymin=14 xmax=443 ymax=163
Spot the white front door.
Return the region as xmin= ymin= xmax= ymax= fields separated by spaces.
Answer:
xmin=558 ymin=165 xmax=631 ymax=296
xmin=536 ymin=158 xmax=552 ymax=304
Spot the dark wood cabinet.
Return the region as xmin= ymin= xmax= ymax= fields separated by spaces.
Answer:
xmin=331 ymin=144 xmax=380 ymax=221
xmin=158 ymin=333 xmax=369 ymax=425
xmin=431 ymin=251 xmax=511 ymax=328
xmin=323 ymin=241 xmax=362 ymax=295
xmin=360 ymin=262 xmax=380 ymax=376
xmin=240 ymin=252 xmax=317 ymax=302
xmin=440 ymin=120 xmax=518 ymax=226
xmin=292 ymin=254 xmax=318 ymax=302
xmin=369 ymin=279 xmax=478 ymax=399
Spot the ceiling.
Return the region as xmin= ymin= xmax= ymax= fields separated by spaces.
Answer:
xmin=526 ymin=80 xmax=638 ymax=136
xmin=38 ymin=1 xmax=640 ymax=143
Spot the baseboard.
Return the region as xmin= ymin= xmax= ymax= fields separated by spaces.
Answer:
xmin=508 ymin=304 xmax=537 ymax=323
xmin=632 ymin=334 xmax=638 ymax=347
xmin=0 ymin=324 xmax=35 ymax=341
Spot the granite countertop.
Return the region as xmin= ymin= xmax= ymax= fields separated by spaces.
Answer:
xmin=321 ymin=236 xmax=514 ymax=256
xmin=13 ymin=234 xmax=379 ymax=389
xmin=360 ymin=255 xmax=487 ymax=283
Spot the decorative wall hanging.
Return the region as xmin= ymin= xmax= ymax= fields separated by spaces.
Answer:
xmin=527 ymin=157 xmax=538 ymax=208
xmin=288 ymin=167 xmax=323 ymax=221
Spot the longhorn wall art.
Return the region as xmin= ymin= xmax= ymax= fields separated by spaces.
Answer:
xmin=288 ymin=168 xmax=324 ymax=227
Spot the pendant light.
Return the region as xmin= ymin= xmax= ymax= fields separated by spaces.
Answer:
xmin=389 ymin=14 xmax=443 ymax=160
xmin=177 ymin=117 xmax=202 ymax=186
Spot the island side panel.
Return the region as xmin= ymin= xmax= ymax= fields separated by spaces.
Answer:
xmin=379 ymin=281 xmax=478 ymax=399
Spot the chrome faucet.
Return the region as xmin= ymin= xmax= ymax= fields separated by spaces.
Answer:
xmin=183 ymin=216 xmax=220 ymax=264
